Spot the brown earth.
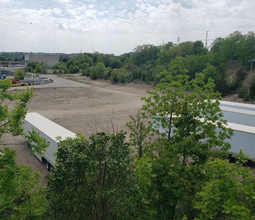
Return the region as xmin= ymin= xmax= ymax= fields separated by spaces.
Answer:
xmin=0 ymin=74 xmax=152 ymax=182
xmin=2 ymin=74 xmax=254 ymax=183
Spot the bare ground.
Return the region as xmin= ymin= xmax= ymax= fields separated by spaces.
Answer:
xmin=0 ymin=75 xmax=152 ymax=182
xmin=2 ymin=74 xmax=254 ymax=182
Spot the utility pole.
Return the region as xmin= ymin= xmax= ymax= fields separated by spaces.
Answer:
xmin=177 ymin=37 xmax=180 ymax=46
xmin=248 ymin=59 xmax=255 ymax=96
xmin=205 ymin=31 xmax=208 ymax=48
xmin=163 ymin=39 xmax=164 ymax=45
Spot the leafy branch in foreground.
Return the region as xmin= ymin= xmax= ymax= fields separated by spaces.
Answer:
xmin=0 ymin=148 xmax=47 ymax=219
xmin=0 ymin=79 xmax=34 ymax=139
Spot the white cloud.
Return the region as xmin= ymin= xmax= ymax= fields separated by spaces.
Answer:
xmin=0 ymin=0 xmax=254 ymax=54
xmin=56 ymin=0 xmax=71 ymax=4
xmin=59 ymin=23 xmax=66 ymax=30
xmin=18 ymin=31 xmax=28 ymax=35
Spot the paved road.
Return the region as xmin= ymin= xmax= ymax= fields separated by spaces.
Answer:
xmin=9 ymin=74 xmax=92 ymax=90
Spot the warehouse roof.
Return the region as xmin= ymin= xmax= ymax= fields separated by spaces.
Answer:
xmin=24 ymin=112 xmax=76 ymax=142
xmin=227 ymin=122 xmax=255 ymax=134
xmin=221 ymin=106 xmax=255 ymax=116
xmin=219 ymin=100 xmax=255 ymax=111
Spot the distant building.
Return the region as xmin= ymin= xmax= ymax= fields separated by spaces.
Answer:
xmin=24 ymin=54 xmax=60 ymax=67
xmin=0 ymin=61 xmax=24 ymax=67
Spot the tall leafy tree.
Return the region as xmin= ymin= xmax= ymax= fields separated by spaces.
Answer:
xmin=46 ymin=131 xmax=146 ymax=220
xmin=126 ymin=110 xmax=152 ymax=159
xmin=138 ymin=58 xmax=233 ymax=218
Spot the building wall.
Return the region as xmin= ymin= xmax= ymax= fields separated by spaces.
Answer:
xmin=27 ymin=54 xmax=60 ymax=67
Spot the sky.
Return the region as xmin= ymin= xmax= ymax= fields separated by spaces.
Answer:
xmin=0 ymin=0 xmax=254 ymax=55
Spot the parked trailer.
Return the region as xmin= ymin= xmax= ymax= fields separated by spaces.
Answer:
xmin=225 ymin=122 xmax=255 ymax=161
xmin=154 ymin=100 xmax=255 ymax=161
xmin=23 ymin=112 xmax=76 ymax=170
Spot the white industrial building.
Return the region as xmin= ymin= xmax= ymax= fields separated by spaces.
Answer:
xmin=24 ymin=53 xmax=60 ymax=67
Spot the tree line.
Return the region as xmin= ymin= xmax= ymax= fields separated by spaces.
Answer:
xmin=52 ymin=31 xmax=255 ymax=100
xmin=1 ymin=64 xmax=255 ymax=219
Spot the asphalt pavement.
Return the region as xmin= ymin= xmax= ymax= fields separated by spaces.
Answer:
xmin=9 ymin=74 xmax=92 ymax=90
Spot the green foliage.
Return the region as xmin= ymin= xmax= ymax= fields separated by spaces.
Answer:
xmin=202 ymin=63 xmax=221 ymax=82
xmin=25 ymin=128 xmax=50 ymax=155
xmin=0 ymin=56 xmax=7 ymax=61
xmin=14 ymin=69 xmax=25 ymax=80
xmin=138 ymin=61 xmax=235 ymax=218
xmin=109 ymin=57 xmax=122 ymax=69
xmin=195 ymin=158 xmax=255 ymax=220
xmin=0 ymin=52 xmax=23 ymax=61
xmin=249 ymin=76 xmax=255 ymax=100
xmin=126 ymin=110 xmax=152 ymax=159
xmin=131 ymin=44 xmax=160 ymax=66
xmin=46 ymin=131 xmax=146 ymax=220
xmin=90 ymin=62 xmax=106 ymax=80
xmin=0 ymin=79 xmax=34 ymax=139
xmin=193 ymin=40 xmax=207 ymax=55
xmin=46 ymin=31 xmax=255 ymax=97
xmin=0 ymin=148 xmax=47 ymax=219
xmin=27 ymin=61 xmax=48 ymax=74
xmin=68 ymin=65 xmax=79 ymax=73
xmin=143 ymin=69 xmax=232 ymax=155
xmin=52 ymin=62 xmax=67 ymax=73
xmin=238 ymin=86 xmax=248 ymax=98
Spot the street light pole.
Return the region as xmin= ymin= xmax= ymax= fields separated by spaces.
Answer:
xmin=248 ymin=59 xmax=255 ymax=97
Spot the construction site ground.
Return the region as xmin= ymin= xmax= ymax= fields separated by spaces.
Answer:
xmin=1 ymin=74 xmax=152 ymax=183
xmin=1 ymin=73 xmax=253 ymax=183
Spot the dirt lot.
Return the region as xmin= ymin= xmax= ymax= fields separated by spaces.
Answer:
xmin=1 ymin=75 xmax=152 ymax=182
xmin=2 ymin=74 xmax=253 ymax=182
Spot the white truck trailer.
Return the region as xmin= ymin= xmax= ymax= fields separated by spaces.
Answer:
xmin=153 ymin=100 xmax=255 ymax=161
xmin=23 ymin=112 xmax=76 ymax=170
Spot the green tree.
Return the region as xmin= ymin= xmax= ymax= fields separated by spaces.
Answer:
xmin=68 ymin=65 xmax=79 ymax=73
xmin=195 ymin=158 xmax=255 ymax=220
xmin=90 ymin=62 xmax=106 ymax=79
xmin=131 ymin=44 xmax=160 ymax=66
xmin=27 ymin=61 xmax=48 ymax=74
xmin=236 ymin=31 xmax=255 ymax=66
xmin=14 ymin=69 xmax=25 ymax=80
xmin=0 ymin=148 xmax=47 ymax=219
xmin=0 ymin=79 xmax=34 ymax=139
xmin=109 ymin=58 xmax=122 ymax=69
xmin=126 ymin=110 xmax=152 ymax=159
xmin=193 ymin=40 xmax=207 ymax=55
xmin=46 ymin=131 xmax=145 ymax=220
xmin=202 ymin=63 xmax=221 ymax=82
xmin=138 ymin=60 xmax=232 ymax=218
xmin=0 ymin=56 xmax=7 ymax=61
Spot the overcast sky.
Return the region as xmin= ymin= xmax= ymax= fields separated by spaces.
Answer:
xmin=0 ymin=0 xmax=254 ymax=55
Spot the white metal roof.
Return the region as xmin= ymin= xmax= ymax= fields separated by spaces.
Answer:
xmin=219 ymin=100 xmax=255 ymax=111
xmin=25 ymin=112 xmax=76 ymax=142
xmin=226 ymin=122 xmax=255 ymax=134
xmin=221 ymin=106 xmax=255 ymax=116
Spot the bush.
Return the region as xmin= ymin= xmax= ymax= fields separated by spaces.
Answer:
xmin=69 ymin=65 xmax=79 ymax=74
xmin=238 ymin=86 xmax=247 ymax=98
xmin=14 ymin=69 xmax=25 ymax=80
